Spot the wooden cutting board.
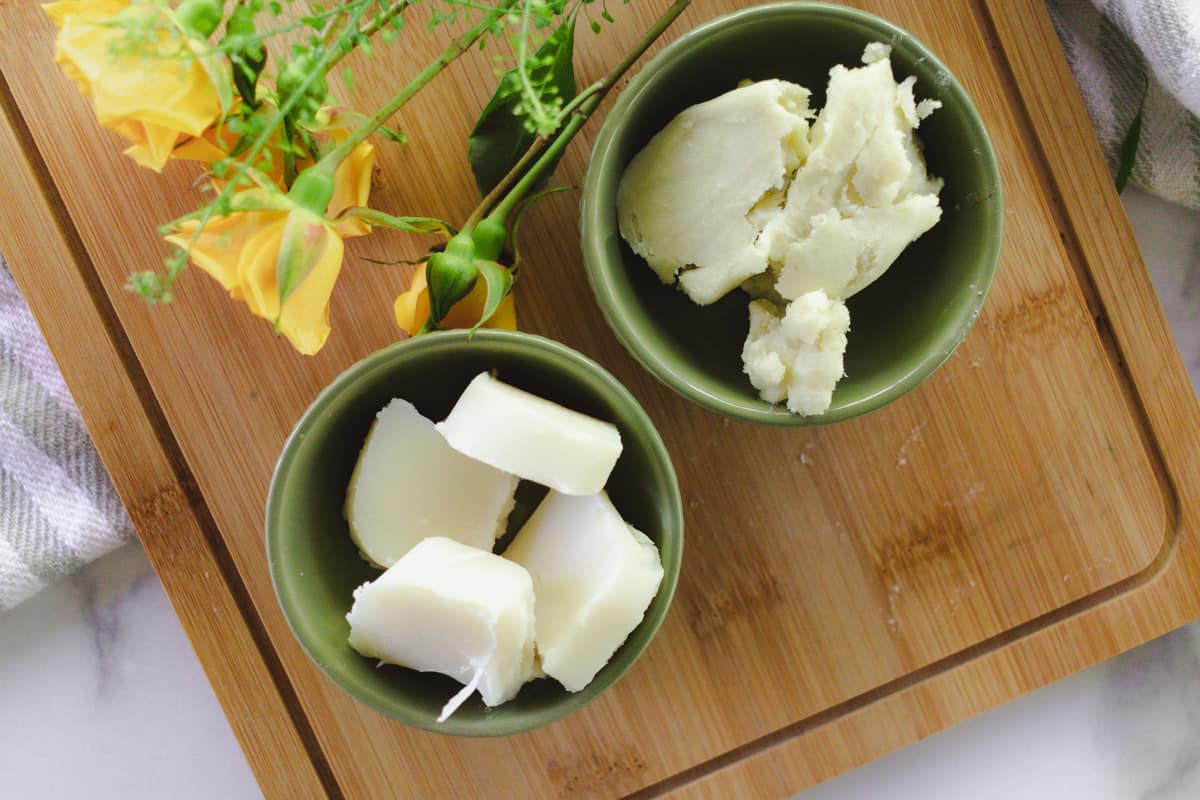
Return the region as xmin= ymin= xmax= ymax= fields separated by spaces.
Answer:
xmin=2 ymin=0 xmax=1198 ymax=796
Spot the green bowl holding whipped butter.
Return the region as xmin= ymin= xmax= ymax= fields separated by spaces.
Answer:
xmin=581 ymin=2 xmax=1002 ymax=425
xmin=266 ymin=329 xmax=682 ymax=736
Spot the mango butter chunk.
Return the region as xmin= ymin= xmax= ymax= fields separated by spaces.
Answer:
xmin=503 ymin=491 xmax=663 ymax=693
xmin=762 ymin=45 xmax=943 ymax=301
xmin=345 ymin=399 xmax=518 ymax=568
xmin=616 ymin=79 xmax=812 ymax=305
xmin=742 ymin=293 xmax=850 ymax=416
xmin=437 ymin=372 xmax=622 ymax=496
xmin=346 ymin=537 xmax=537 ymax=720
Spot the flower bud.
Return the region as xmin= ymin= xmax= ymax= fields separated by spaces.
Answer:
xmin=278 ymin=55 xmax=328 ymax=124
xmin=426 ymin=245 xmax=479 ymax=327
xmin=276 ymin=206 xmax=332 ymax=310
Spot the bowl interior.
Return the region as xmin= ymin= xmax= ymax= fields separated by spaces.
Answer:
xmin=267 ymin=330 xmax=682 ymax=736
xmin=583 ymin=2 xmax=1003 ymax=425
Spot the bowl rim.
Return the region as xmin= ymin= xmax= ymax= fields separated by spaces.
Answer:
xmin=581 ymin=1 xmax=1004 ymax=427
xmin=265 ymin=328 xmax=684 ymax=736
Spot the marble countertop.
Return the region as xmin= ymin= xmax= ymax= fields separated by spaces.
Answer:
xmin=1 ymin=187 xmax=1197 ymax=799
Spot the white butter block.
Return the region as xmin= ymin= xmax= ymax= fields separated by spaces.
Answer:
xmin=437 ymin=373 xmax=622 ymax=496
xmin=345 ymin=399 xmax=518 ymax=568
xmin=504 ymin=491 xmax=663 ymax=692
xmin=346 ymin=537 xmax=537 ymax=719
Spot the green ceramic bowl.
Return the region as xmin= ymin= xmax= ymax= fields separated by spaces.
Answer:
xmin=582 ymin=2 xmax=1002 ymax=426
xmin=266 ymin=330 xmax=682 ymax=736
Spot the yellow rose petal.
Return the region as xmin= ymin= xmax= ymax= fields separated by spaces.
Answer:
xmin=43 ymin=1 xmax=126 ymax=29
xmin=164 ymin=208 xmax=286 ymax=293
xmin=230 ymin=211 xmax=345 ymax=355
xmin=329 ymin=141 xmax=376 ymax=238
xmin=277 ymin=224 xmax=345 ymax=355
xmin=441 ymin=276 xmax=518 ymax=331
xmin=171 ymin=133 xmax=230 ymax=164
xmin=120 ymin=120 xmax=185 ymax=172
xmin=236 ymin=222 xmax=289 ymax=322
xmin=394 ymin=266 xmax=432 ymax=336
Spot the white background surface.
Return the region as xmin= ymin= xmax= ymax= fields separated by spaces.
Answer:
xmin=0 ymin=186 xmax=1197 ymax=799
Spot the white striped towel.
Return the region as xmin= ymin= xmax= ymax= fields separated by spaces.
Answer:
xmin=1048 ymin=0 xmax=1200 ymax=208
xmin=0 ymin=255 xmax=132 ymax=612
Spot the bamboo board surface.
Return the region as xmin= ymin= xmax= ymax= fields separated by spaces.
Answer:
xmin=1 ymin=0 xmax=1198 ymax=797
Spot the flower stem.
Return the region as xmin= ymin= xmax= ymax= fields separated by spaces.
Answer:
xmin=556 ymin=79 xmax=603 ymax=119
xmin=359 ymin=0 xmax=414 ymax=39
xmin=483 ymin=0 xmax=691 ymax=227
xmin=319 ymin=0 xmax=518 ymax=169
xmin=463 ymin=130 xmax=547 ymax=230
xmin=325 ymin=0 xmax=416 ymax=71
xmin=484 ymin=106 xmax=587 ymax=225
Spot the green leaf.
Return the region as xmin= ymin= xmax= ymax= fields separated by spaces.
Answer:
xmin=347 ymin=209 xmax=455 ymax=236
xmin=470 ymin=259 xmax=514 ymax=334
xmin=377 ymin=125 xmax=407 ymax=145
xmin=231 ymin=54 xmax=265 ymax=108
xmin=467 ymin=15 xmax=577 ymax=196
xmin=362 ymin=254 xmax=434 ymax=266
xmin=1115 ymin=78 xmax=1148 ymax=193
xmin=225 ymin=5 xmax=266 ymax=108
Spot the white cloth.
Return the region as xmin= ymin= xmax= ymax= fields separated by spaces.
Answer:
xmin=1048 ymin=0 xmax=1200 ymax=207
xmin=0 ymin=256 xmax=132 ymax=611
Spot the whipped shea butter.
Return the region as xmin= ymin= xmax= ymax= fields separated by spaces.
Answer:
xmin=618 ymin=44 xmax=943 ymax=415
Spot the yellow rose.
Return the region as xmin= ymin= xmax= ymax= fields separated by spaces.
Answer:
xmin=394 ymin=264 xmax=518 ymax=336
xmin=46 ymin=1 xmax=222 ymax=172
xmin=164 ymin=191 xmax=346 ymax=355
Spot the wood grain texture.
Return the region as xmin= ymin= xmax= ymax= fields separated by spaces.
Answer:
xmin=0 ymin=0 xmax=1197 ymax=797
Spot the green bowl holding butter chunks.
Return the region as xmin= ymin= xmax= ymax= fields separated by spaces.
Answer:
xmin=266 ymin=329 xmax=682 ymax=736
xmin=581 ymin=2 xmax=1003 ymax=426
